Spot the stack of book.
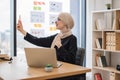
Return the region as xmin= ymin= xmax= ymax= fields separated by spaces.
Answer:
xmin=106 ymin=32 xmax=120 ymax=50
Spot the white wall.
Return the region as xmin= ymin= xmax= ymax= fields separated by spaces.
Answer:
xmin=94 ymin=0 xmax=113 ymax=10
xmin=86 ymin=0 xmax=120 ymax=80
xmin=112 ymin=0 xmax=120 ymax=9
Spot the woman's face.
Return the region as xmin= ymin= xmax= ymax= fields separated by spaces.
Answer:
xmin=55 ymin=18 xmax=66 ymax=30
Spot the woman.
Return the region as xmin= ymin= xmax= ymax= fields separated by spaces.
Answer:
xmin=17 ymin=12 xmax=77 ymax=64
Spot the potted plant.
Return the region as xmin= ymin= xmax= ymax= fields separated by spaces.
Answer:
xmin=44 ymin=64 xmax=53 ymax=72
xmin=105 ymin=3 xmax=111 ymax=9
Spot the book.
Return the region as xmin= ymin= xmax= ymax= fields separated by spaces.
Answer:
xmin=106 ymin=12 xmax=112 ymax=30
xmin=96 ymin=54 xmax=102 ymax=67
xmin=118 ymin=18 xmax=120 ymax=29
xmin=96 ymin=38 xmax=102 ymax=49
xmin=106 ymin=32 xmax=111 ymax=50
xmin=0 ymin=54 xmax=8 ymax=58
xmin=110 ymin=72 xmax=116 ymax=80
xmin=112 ymin=18 xmax=116 ymax=30
xmin=98 ymin=56 xmax=103 ymax=67
xmin=95 ymin=19 xmax=103 ymax=30
xmin=98 ymin=38 xmax=102 ymax=48
xmin=95 ymin=19 xmax=106 ymax=30
xmin=0 ymin=54 xmax=10 ymax=60
xmin=96 ymin=39 xmax=100 ymax=49
xmin=100 ymin=56 xmax=107 ymax=67
xmin=94 ymin=73 xmax=102 ymax=80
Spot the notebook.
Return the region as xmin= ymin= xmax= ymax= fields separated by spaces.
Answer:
xmin=24 ymin=47 xmax=62 ymax=68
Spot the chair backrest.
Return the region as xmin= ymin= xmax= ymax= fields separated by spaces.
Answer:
xmin=75 ymin=48 xmax=85 ymax=66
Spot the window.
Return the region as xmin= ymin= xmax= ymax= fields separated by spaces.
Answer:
xmin=71 ymin=0 xmax=86 ymax=48
xmin=0 ymin=0 xmax=14 ymax=56
xmin=70 ymin=0 xmax=86 ymax=66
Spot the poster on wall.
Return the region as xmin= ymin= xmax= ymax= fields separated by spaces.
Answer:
xmin=49 ymin=1 xmax=62 ymax=12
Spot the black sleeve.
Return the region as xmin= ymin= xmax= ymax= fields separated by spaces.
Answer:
xmin=56 ymin=36 xmax=77 ymax=64
xmin=24 ymin=33 xmax=56 ymax=47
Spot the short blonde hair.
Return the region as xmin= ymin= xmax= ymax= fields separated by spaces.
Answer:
xmin=58 ymin=12 xmax=74 ymax=29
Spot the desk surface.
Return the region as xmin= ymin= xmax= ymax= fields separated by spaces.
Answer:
xmin=0 ymin=54 xmax=91 ymax=80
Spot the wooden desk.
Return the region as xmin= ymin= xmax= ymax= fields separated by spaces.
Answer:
xmin=0 ymin=56 xmax=91 ymax=80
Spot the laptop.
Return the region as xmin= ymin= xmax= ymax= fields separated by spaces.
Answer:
xmin=24 ymin=47 xmax=62 ymax=68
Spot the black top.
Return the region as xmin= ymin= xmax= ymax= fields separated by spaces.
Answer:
xmin=24 ymin=33 xmax=77 ymax=64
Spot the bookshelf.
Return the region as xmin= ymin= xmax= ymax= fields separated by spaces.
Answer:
xmin=92 ymin=9 xmax=120 ymax=80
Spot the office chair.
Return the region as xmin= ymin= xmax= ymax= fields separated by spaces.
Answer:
xmin=75 ymin=47 xmax=86 ymax=80
xmin=52 ymin=48 xmax=86 ymax=80
xmin=75 ymin=47 xmax=85 ymax=66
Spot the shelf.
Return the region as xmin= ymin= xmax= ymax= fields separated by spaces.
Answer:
xmin=92 ymin=8 xmax=120 ymax=13
xmin=93 ymin=66 xmax=120 ymax=74
xmin=93 ymin=30 xmax=120 ymax=32
xmin=105 ymin=50 xmax=120 ymax=53
xmin=115 ymin=30 xmax=120 ymax=33
xmin=92 ymin=9 xmax=120 ymax=80
xmin=93 ymin=30 xmax=103 ymax=32
xmin=93 ymin=48 xmax=104 ymax=51
xmin=93 ymin=48 xmax=120 ymax=53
